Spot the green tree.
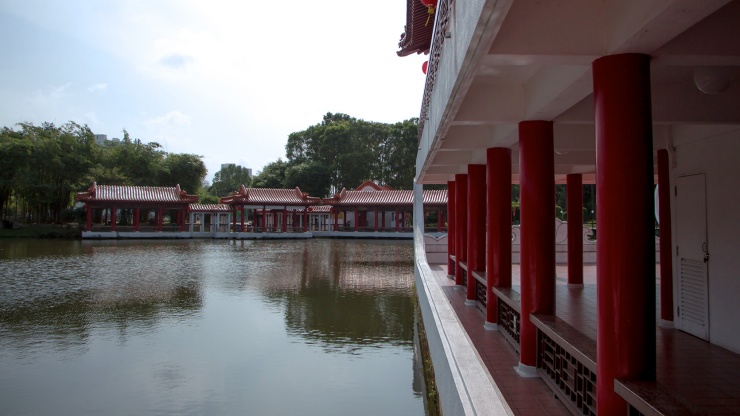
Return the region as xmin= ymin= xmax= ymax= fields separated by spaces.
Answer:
xmin=284 ymin=161 xmax=332 ymax=197
xmin=159 ymin=153 xmax=207 ymax=194
xmin=209 ymin=164 xmax=252 ymax=196
xmin=252 ymin=159 xmax=287 ymax=189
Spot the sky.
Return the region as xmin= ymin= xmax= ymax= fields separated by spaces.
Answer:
xmin=0 ymin=0 xmax=428 ymax=183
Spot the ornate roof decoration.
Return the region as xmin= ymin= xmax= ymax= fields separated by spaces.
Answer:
xmin=397 ymin=0 xmax=435 ymax=57
xmin=323 ymin=187 xmax=447 ymax=207
xmin=75 ymin=182 xmax=198 ymax=203
xmin=189 ymin=203 xmax=232 ymax=212
xmin=220 ymin=185 xmax=320 ymax=206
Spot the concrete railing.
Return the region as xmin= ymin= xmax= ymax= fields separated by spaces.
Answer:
xmin=414 ymin=185 xmax=513 ymax=416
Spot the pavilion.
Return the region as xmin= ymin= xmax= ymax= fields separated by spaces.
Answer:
xmin=321 ymin=180 xmax=448 ymax=233
xmin=403 ymin=1 xmax=740 ymax=415
xmin=76 ymin=183 xmax=198 ymax=236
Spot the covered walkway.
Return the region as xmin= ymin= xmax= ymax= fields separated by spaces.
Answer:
xmin=428 ymin=259 xmax=740 ymax=415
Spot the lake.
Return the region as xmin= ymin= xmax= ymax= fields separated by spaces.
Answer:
xmin=0 ymin=238 xmax=426 ymax=416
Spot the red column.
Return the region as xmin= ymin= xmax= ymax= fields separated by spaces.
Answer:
xmin=111 ymin=206 xmax=117 ymax=231
xmin=454 ymin=173 xmax=468 ymax=286
xmin=395 ymin=210 xmax=399 ymax=232
xmin=567 ymin=174 xmax=584 ymax=285
xmin=486 ymin=148 xmax=512 ymax=328
xmin=232 ymin=206 xmax=237 ymax=232
xmin=374 ymin=210 xmax=378 ymax=231
xmin=466 ymin=165 xmax=486 ymax=303
xmin=447 ymin=181 xmax=456 ymax=276
xmin=594 ymin=53 xmax=656 ymax=415
xmin=283 ymin=208 xmax=287 ymax=232
xmin=158 ymin=208 xmax=163 ymax=231
xmin=134 ymin=208 xmax=140 ymax=231
xmin=518 ymin=120 xmax=555 ymax=374
xmin=334 ymin=211 xmax=338 ymax=231
xmin=240 ymin=205 xmax=245 ymax=232
xmin=658 ymin=149 xmax=674 ymax=323
xmin=86 ymin=205 xmax=92 ymax=231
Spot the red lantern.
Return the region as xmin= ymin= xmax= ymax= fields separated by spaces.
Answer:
xmin=422 ymin=61 xmax=428 ymax=74
xmin=419 ymin=0 xmax=437 ymax=26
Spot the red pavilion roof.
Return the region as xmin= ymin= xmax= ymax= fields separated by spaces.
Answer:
xmin=397 ymin=0 xmax=435 ymax=57
xmin=189 ymin=203 xmax=231 ymax=212
xmin=76 ymin=183 xmax=198 ymax=203
xmin=220 ymin=185 xmax=320 ymax=206
xmin=324 ymin=188 xmax=447 ymax=207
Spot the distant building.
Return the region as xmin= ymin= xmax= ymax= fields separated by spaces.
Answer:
xmin=94 ymin=134 xmax=107 ymax=145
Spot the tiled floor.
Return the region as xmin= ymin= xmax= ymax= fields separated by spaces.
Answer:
xmin=430 ymin=262 xmax=740 ymax=415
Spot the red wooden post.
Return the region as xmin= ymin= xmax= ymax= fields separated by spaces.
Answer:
xmin=454 ymin=173 xmax=468 ymax=286
xmin=447 ymin=180 xmax=456 ymax=276
xmin=110 ymin=206 xmax=117 ymax=231
xmin=466 ymin=164 xmax=486 ymax=304
xmin=86 ymin=205 xmax=92 ymax=231
xmin=374 ymin=210 xmax=378 ymax=231
xmin=567 ymin=174 xmax=584 ymax=285
xmin=594 ymin=53 xmax=656 ymax=415
xmin=658 ymin=149 xmax=674 ymax=323
xmin=486 ymin=148 xmax=512 ymax=328
xmin=518 ymin=120 xmax=555 ymax=375
xmin=158 ymin=208 xmax=164 ymax=231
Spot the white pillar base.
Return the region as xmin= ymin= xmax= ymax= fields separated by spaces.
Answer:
xmin=464 ymin=299 xmax=477 ymax=306
xmin=514 ymin=362 xmax=539 ymax=378
xmin=484 ymin=321 xmax=498 ymax=331
xmin=659 ymin=319 xmax=675 ymax=328
xmin=454 ymin=285 xmax=465 ymax=291
xmin=568 ymin=283 xmax=584 ymax=288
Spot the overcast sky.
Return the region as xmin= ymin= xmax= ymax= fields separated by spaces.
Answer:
xmin=0 ymin=0 xmax=428 ymax=183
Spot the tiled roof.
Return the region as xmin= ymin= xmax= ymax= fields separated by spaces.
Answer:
xmin=189 ymin=203 xmax=231 ymax=212
xmin=397 ymin=0 xmax=435 ymax=57
xmin=76 ymin=183 xmax=198 ymax=203
xmin=307 ymin=205 xmax=332 ymax=213
xmin=220 ymin=185 xmax=320 ymax=206
xmin=327 ymin=189 xmax=447 ymax=206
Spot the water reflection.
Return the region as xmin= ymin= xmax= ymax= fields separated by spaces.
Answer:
xmin=0 ymin=238 xmax=425 ymax=416
xmin=0 ymin=240 xmax=204 ymax=358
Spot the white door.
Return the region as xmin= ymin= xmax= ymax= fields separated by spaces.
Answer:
xmin=675 ymin=174 xmax=709 ymax=340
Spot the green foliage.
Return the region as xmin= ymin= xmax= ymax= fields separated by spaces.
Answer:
xmin=252 ymin=159 xmax=287 ymax=189
xmin=208 ymin=164 xmax=252 ymax=197
xmin=1 ymin=121 xmax=208 ymax=224
xmin=284 ymin=160 xmax=332 ymax=197
xmin=281 ymin=113 xmax=418 ymax=193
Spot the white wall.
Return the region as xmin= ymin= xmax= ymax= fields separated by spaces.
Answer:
xmin=672 ymin=127 xmax=740 ymax=353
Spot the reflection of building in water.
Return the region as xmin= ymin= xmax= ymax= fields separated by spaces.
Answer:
xmin=255 ymin=240 xmax=416 ymax=348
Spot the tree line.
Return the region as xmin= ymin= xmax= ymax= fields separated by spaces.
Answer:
xmin=0 ymin=122 xmax=207 ymax=224
xmin=252 ymin=113 xmax=419 ymax=197
xmin=1 ymin=113 xmax=420 ymax=224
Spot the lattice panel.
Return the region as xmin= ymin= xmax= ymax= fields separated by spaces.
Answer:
xmin=475 ymin=280 xmax=487 ymax=307
xmin=498 ymin=301 xmax=520 ymax=348
xmin=538 ymin=331 xmax=597 ymax=416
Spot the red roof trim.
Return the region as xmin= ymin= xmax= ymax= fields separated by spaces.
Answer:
xmin=397 ymin=0 xmax=435 ymax=57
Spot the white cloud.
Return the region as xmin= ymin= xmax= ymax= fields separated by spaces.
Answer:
xmin=145 ymin=110 xmax=192 ymax=127
xmin=86 ymin=83 xmax=108 ymax=93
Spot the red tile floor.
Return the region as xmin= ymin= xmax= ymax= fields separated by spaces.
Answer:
xmin=429 ymin=262 xmax=740 ymax=415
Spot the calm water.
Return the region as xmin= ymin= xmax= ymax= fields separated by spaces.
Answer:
xmin=0 ymin=238 xmax=426 ymax=416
